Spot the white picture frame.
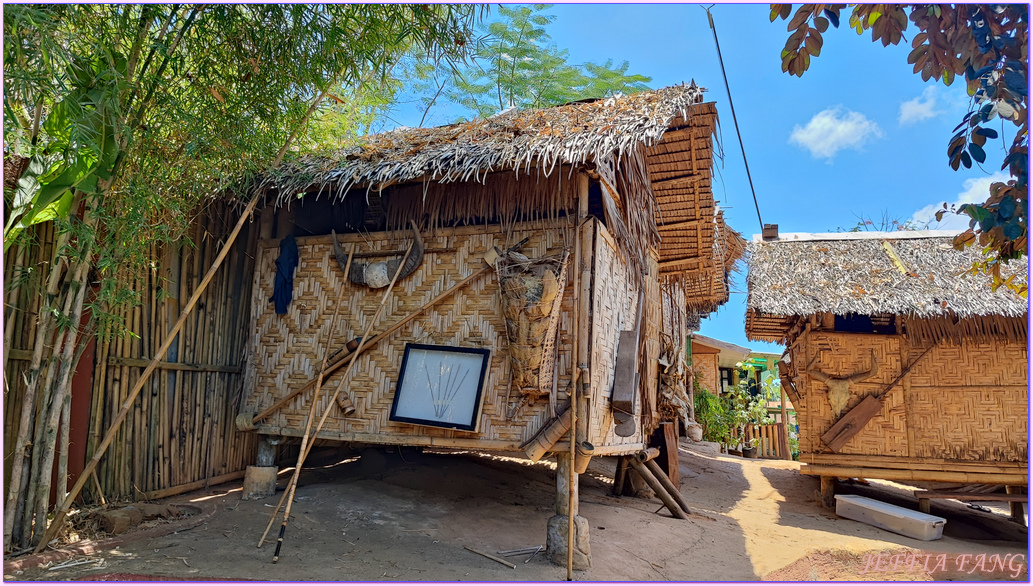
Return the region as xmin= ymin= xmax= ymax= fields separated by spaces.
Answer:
xmin=389 ymin=344 xmax=491 ymax=431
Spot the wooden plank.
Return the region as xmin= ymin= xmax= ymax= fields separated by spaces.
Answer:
xmin=914 ymin=490 xmax=1027 ymax=502
xmin=139 ymin=469 xmax=247 ymax=501
xmin=651 ymin=173 xmax=704 ymax=190
xmin=610 ymin=331 xmax=639 ymax=415
xmin=800 ymin=464 xmax=1029 ymax=485
xmin=820 ymin=394 xmax=884 ymax=452
xmin=662 ymin=422 xmax=679 ymax=487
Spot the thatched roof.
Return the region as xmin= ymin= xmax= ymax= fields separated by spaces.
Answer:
xmin=264 ymin=83 xmax=743 ymax=312
xmin=745 ymin=231 xmax=1029 ymax=342
xmin=267 ymin=83 xmax=707 ymax=199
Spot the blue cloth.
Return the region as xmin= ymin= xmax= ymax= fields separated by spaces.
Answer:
xmin=270 ymin=234 xmax=298 ymax=314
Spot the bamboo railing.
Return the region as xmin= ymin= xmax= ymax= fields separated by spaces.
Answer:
xmin=745 ymin=422 xmax=791 ymax=460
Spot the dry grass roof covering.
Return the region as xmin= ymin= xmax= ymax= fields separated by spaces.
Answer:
xmin=267 ymin=83 xmax=706 ymax=200
xmin=745 ymin=231 xmax=1028 ymax=340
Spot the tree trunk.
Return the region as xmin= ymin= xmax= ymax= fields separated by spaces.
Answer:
xmin=30 ymin=256 xmax=91 ymax=547
xmin=5 ymin=232 xmax=68 ymax=547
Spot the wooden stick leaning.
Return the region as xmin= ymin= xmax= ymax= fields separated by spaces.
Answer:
xmin=643 ymin=457 xmax=690 ymax=514
xmin=566 ymin=374 xmax=579 ymax=581
xmin=270 ymin=240 xmax=413 ymax=563
xmin=251 ymin=262 xmax=495 ymax=425
xmin=33 ymin=193 xmax=262 ymax=554
xmin=257 ymin=255 xmax=498 ymax=547
xmin=628 ymin=458 xmax=688 ymax=520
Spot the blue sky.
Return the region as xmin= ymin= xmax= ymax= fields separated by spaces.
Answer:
xmin=391 ymin=3 xmax=1012 ymax=355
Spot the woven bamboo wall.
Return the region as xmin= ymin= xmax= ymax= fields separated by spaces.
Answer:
xmin=4 ymin=202 xmax=259 ymax=502
xmin=692 ymin=354 xmax=719 ymax=395
xmin=792 ymin=330 xmax=1028 ymax=471
xmin=587 ymin=222 xmax=647 ymax=448
xmin=641 ymin=250 xmax=661 ymax=433
xmin=245 ymin=221 xmax=585 ymax=449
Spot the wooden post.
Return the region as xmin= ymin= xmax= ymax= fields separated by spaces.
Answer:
xmin=1006 ymin=486 xmax=1027 ymax=525
xmin=819 ymin=476 xmax=836 ymax=509
xmin=628 ymin=458 xmax=688 ymax=520
xmin=780 ymin=386 xmax=791 ymax=460
xmin=33 ymin=193 xmax=263 ymax=553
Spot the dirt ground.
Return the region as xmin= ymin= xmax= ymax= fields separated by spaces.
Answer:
xmin=7 ymin=441 xmax=1028 ymax=582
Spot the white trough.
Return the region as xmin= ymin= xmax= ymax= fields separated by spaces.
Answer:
xmin=835 ymin=494 xmax=946 ymax=541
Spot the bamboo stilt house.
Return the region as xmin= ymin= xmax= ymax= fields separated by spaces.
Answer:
xmin=2 ymin=83 xmax=744 ymax=557
xmin=745 ymin=230 xmax=1028 ymax=490
xmin=240 ymin=83 xmax=743 ymax=459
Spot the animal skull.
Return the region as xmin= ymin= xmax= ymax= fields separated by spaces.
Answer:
xmin=806 ymin=350 xmax=879 ymax=418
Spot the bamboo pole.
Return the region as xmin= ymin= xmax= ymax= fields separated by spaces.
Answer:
xmin=643 ymin=458 xmax=691 ymax=514
xmin=780 ymin=386 xmax=790 ymax=460
xmin=628 ymin=458 xmax=688 ymax=520
xmin=566 ymin=377 xmax=577 ymax=581
xmin=33 ymin=193 xmax=263 ymax=553
xmin=269 ymin=241 xmax=411 ymax=562
xmin=262 ymin=242 xmax=355 ymax=516
xmin=31 ymin=254 xmax=91 ymax=546
xmin=5 ymin=230 xmax=70 ymax=547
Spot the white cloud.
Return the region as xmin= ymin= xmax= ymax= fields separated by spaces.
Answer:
xmin=789 ymin=107 xmax=883 ymax=160
xmin=898 ymin=86 xmax=944 ymax=125
xmin=910 ymin=171 xmax=1010 ymax=232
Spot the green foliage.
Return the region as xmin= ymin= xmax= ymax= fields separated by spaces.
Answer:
xmin=771 ymin=4 xmax=1028 ymax=297
xmin=693 ymin=383 xmax=730 ymax=445
xmin=4 ymin=4 xmax=480 ymax=338
xmin=405 ymin=4 xmax=651 ymax=124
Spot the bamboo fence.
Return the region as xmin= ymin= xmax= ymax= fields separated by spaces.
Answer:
xmin=4 ymin=200 xmax=262 ymax=506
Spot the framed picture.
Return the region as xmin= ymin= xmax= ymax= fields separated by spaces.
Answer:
xmin=389 ymin=344 xmax=491 ymax=432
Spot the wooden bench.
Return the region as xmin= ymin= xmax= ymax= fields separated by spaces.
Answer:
xmin=914 ymin=490 xmax=1028 ymax=524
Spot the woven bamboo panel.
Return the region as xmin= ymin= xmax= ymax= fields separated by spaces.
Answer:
xmin=244 ymin=222 xmax=575 ymax=449
xmin=794 ymin=331 xmax=1029 ymax=465
xmin=908 ymin=340 xmax=1028 ymax=461
xmin=641 ymin=252 xmax=661 ymax=433
xmin=692 ymin=354 xmax=719 ymax=395
xmin=587 ymin=222 xmax=646 ymax=447
xmin=907 ymin=341 xmax=1029 ymax=387
xmin=796 ymin=333 xmax=907 ymax=457
xmin=910 ymin=385 xmax=1028 ymax=461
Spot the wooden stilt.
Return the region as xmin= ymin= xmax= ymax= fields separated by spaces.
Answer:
xmin=819 ymin=476 xmax=836 ymax=509
xmin=628 ymin=457 xmax=688 ymax=520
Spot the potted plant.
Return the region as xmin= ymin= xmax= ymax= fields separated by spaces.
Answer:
xmin=742 ymin=437 xmax=759 ymax=459
xmin=722 ymin=380 xmax=752 ymax=456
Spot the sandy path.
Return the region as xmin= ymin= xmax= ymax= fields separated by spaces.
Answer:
xmin=8 ymin=442 xmax=1026 ymax=581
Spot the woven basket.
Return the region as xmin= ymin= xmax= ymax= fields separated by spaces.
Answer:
xmin=496 ymin=249 xmax=569 ymax=404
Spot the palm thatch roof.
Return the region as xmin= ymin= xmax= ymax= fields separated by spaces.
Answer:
xmin=266 ymin=83 xmax=707 ymax=198
xmin=264 ymin=83 xmax=744 ymax=312
xmin=745 ymin=231 xmax=1029 ymax=343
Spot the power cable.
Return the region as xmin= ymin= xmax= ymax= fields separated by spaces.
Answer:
xmin=704 ymin=5 xmax=765 ymax=232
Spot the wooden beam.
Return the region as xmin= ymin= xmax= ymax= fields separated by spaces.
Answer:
xmin=801 ymin=464 xmax=1029 ymax=485
xmin=651 ymin=174 xmax=704 ymax=190
xmin=819 ymin=395 xmax=883 ymax=452
xmin=107 ymin=356 xmax=241 ymax=374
